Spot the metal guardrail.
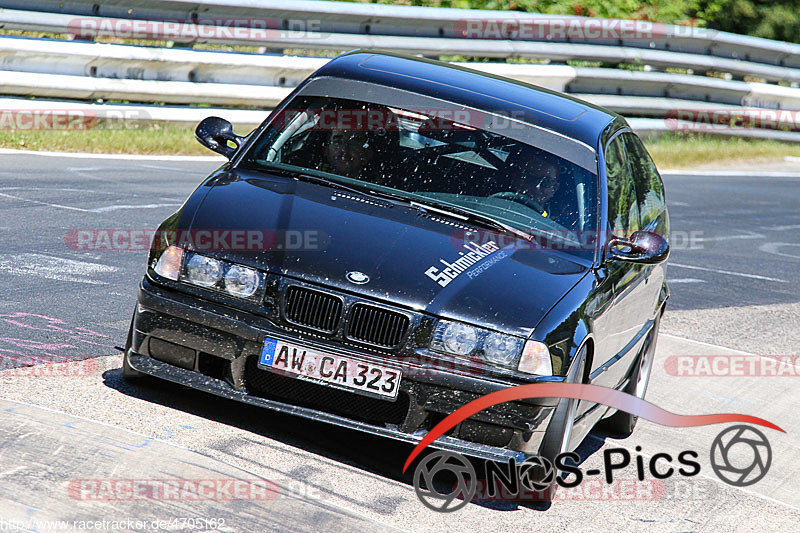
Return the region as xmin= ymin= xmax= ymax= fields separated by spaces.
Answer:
xmin=2 ymin=0 xmax=800 ymax=77
xmin=0 ymin=1 xmax=799 ymax=141
xmin=627 ymin=118 xmax=800 ymax=143
xmin=2 ymin=35 xmax=800 ymax=112
xmin=3 ymin=35 xmax=800 ymax=122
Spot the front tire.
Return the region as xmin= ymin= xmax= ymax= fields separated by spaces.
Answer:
xmin=604 ymin=313 xmax=661 ymax=436
xmin=536 ymin=344 xmax=587 ymax=501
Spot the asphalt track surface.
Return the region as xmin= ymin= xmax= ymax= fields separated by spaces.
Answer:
xmin=0 ymin=150 xmax=798 ymax=531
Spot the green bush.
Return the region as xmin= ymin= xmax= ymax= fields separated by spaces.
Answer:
xmin=343 ymin=1 xmax=800 ymax=44
xmin=696 ymin=1 xmax=800 ymax=44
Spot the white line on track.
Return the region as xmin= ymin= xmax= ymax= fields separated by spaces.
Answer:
xmin=0 ymin=253 xmax=117 ymax=285
xmin=0 ymin=187 xmax=92 ymax=193
xmin=89 ymin=203 xmax=182 ymax=213
xmin=0 ymin=192 xmax=180 ymax=213
xmin=0 ymin=147 xmax=225 ymax=162
xmin=758 ymin=242 xmax=800 ymax=260
xmin=660 ymin=333 xmax=754 ymax=355
xmin=660 ymin=170 xmax=800 ymax=178
xmin=760 ymin=224 xmax=800 ymax=231
xmin=669 ymin=262 xmax=788 ymax=283
xmin=667 ymin=278 xmax=706 ymax=284
xmin=0 ymin=192 xmax=87 ymax=212
xmin=693 ymin=231 xmax=764 ymax=242
xmin=137 ymin=163 xmax=206 ymax=171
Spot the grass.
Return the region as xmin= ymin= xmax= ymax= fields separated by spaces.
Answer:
xmin=0 ymin=125 xmax=799 ymax=169
xmin=642 ymin=132 xmax=800 ymax=169
xmin=0 ymin=125 xmax=215 ymax=155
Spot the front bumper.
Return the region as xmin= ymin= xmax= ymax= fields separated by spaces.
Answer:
xmin=128 ymin=277 xmax=563 ymax=462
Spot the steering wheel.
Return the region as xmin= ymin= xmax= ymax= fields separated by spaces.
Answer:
xmin=488 ymin=192 xmax=546 ymax=215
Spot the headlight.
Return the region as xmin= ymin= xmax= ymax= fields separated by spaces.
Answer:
xmin=430 ymin=319 xmax=550 ymax=373
xmin=150 ymin=248 xmax=263 ymax=300
xmin=153 ymin=245 xmax=183 ymax=281
xmin=518 ymin=340 xmax=553 ymax=375
xmin=223 ymin=264 xmax=260 ymax=297
xmin=431 ymin=321 xmax=479 ymax=356
xmin=184 ymin=253 xmax=223 ymax=288
xmin=483 ymin=332 xmax=524 ymax=366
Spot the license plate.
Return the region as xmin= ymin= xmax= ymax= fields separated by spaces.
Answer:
xmin=259 ymin=337 xmax=401 ymax=399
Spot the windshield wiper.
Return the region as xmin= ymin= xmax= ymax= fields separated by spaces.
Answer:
xmin=409 ymin=199 xmax=534 ymax=242
xmin=257 ymin=163 xmax=424 ymax=207
xmin=255 ymin=163 xmax=533 ymax=241
xmin=258 ymin=165 xmax=375 ymax=197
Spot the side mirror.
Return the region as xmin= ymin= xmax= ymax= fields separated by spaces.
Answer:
xmin=195 ymin=117 xmax=245 ymax=159
xmin=608 ymin=230 xmax=669 ymax=264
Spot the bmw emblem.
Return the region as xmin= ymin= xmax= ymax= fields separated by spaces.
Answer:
xmin=346 ymin=271 xmax=370 ymax=284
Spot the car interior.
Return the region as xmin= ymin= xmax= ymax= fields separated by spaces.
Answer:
xmin=252 ymin=97 xmax=596 ymax=235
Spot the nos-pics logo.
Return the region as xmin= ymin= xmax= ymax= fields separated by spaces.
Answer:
xmin=403 ymin=383 xmax=782 ymax=512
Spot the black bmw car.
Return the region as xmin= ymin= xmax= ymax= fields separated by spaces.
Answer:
xmin=123 ymin=51 xmax=669 ymax=471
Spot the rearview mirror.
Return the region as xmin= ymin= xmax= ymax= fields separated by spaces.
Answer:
xmin=195 ymin=117 xmax=245 ymax=159
xmin=608 ymin=231 xmax=669 ymax=264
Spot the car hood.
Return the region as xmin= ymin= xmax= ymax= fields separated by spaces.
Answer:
xmin=185 ymin=170 xmax=590 ymax=336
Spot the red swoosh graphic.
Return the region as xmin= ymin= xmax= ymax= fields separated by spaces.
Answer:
xmin=402 ymin=383 xmax=784 ymax=472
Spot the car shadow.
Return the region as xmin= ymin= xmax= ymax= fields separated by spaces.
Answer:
xmin=103 ymin=367 xmax=611 ymax=514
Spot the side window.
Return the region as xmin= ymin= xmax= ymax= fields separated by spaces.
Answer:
xmin=605 ymin=134 xmax=639 ymax=238
xmin=623 ymin=133 xmax=669 ymax=237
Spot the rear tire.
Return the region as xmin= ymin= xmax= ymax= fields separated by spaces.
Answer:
xmin=603 ymin=313 xmax=661 ymax=437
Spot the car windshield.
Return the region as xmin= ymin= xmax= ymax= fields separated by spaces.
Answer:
xmin=241 ymin=96 xmax=598 ymax=259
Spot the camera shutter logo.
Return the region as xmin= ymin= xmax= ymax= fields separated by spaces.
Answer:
xmin=710 ymin=425 xmax=772 ymax=487
xmin=413 ymin=451 xmax=477 ymax=512
xmin=518 ymin=455 xmax=556 ymax=493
